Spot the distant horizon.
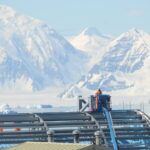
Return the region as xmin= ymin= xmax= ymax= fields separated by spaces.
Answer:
xmin=0 ymin=0 xmax=150 ymax=37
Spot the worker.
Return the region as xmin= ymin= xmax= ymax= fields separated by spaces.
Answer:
xmin=95 ymin=89 xmax=102 ymax=111
xmin=95 ymin=89 xmax=102 ymax=95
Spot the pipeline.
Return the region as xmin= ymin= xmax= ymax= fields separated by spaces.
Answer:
xmin=103 ymin=108 xmax=119 ymax=150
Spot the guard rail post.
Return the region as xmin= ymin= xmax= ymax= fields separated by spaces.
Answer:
xmin=72 ymin=130 xmax=80 ymax=143
xmin=47 ymin=130 xmax=55 ymax=142
xmin=94 ymin=131 xmax=102 ymax=145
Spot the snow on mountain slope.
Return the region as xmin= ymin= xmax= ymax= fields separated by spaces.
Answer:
xmin=0 ymin=5 xmax=88 ymax=91
xmin=67 ymin=27 xmax=113 ymax=68
xmin=61 ymin=29 xmax=150 ymax=98
xmin=68 ymin=27 xmax=112 ymax=53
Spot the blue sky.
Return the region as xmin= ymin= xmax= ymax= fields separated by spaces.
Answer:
xmin=0 ymin=0 xmax=150 ymax=36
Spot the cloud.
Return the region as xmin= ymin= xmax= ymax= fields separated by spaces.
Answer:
xmin=128 ymin=9 xmax=142 ymax=16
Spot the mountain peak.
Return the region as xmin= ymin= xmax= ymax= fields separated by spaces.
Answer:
xmin=124 ymin=28 xmax=149 ymax=38
xmin=0 ymin=5 xmax=17 ymax=17
xmin=79 ymin=27 xmax=112 ymax=40
xmin=113 ymin=28 xmax=149 ymax=43
xmin=81 ymin=27 xmax=102 ymax=36
xmin=128 ymin=28 xmax=145 ymax=34
xmin=0 ymin=5 xmax=14 ymax=11
xmin=0 ymin=5 xmax=88 ymax=91
xmin=61 ymin=28 xmax=150 ymax=99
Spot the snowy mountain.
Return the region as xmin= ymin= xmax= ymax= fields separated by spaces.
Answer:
xmin=0 ymin=5 xmax=88 ymax=91
xmin=67 ymin=27 xmax=112 ymax=68
xmin=61 ymin=29 xmax=150 ymax=98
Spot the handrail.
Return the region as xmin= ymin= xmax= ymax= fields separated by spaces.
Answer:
xmin=80 ymin=103 xmax=89 ymax=112
xmin=78 ymin=97 xmax=89 ymax=112
xmin=85 ymin=112 xmax=107 ymax=146
xmin=134 ymin=110 xmax=150 ymax=127
xmin=103 ymin=108 xmax=119 ymax=150
xmin=33 ymin=113 xmax=51 ymax=142
xmin=34 ymin=113 xmax=49 ymax=131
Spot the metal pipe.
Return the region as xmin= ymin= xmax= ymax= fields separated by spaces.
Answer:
xmin=103 ymin=108 xmax=119 ymax=150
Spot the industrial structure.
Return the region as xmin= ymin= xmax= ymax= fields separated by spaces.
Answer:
xmin=0 ymin=94 xmax=150 ymax=150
